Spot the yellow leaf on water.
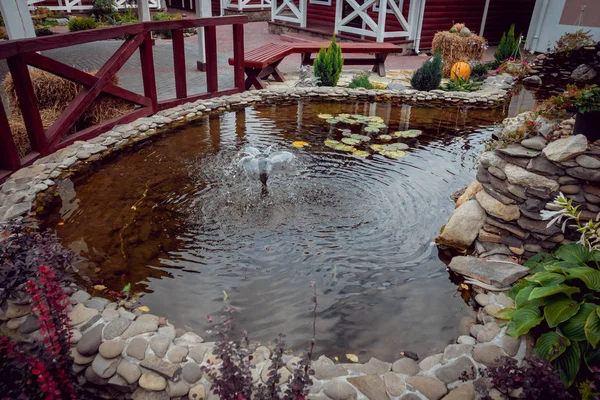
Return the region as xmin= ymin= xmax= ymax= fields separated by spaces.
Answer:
xmin=58 ymin=222 xmax=65 ymax=226
xmin=93 ymin=285 xmax=107 ymax=291
xmin=138 ymin=306 xmax=150 ymax=312
xmin=333 ymin=356 xmax=339 ymax=362
xmin=292 ymin=141 xmax=308 ymax=148
xmin=131 ymin=205 xmax=137 ymax=211
xmin=346 ymin=354 xmax=359 ymax=362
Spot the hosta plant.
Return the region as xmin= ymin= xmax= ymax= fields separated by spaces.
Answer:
xmin=503 ymin=242 xmax=600 ymax=387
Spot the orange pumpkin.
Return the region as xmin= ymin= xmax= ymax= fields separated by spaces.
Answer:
xmin=451 ymin=62 xmax=471 ymax=80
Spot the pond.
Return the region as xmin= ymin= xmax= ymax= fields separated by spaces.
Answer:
xmin=41 ymin=100 xmax=509 ymax=362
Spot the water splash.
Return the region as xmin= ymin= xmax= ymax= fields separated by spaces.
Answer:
xmin=238 ymin=145 xmax=295 ymax=186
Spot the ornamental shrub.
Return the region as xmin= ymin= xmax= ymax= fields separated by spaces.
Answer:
xmin=313 ymin=36 xmax=344 ymax=87
xmin=151 ymin=12 xmax=186 ymax=39
xmin=348 ymin=72 xmax=374 ymax=89
xmin=495 ymin=24 xmax=521 ymax=63
xmin=92 ymin=0 xmax=117 ymax=21
xmin=410 ymin=51 xmax=443 ymax=91
xmin=68 ymin=16 xmax=98 ymax=32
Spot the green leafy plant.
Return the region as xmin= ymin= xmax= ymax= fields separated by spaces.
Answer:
xmin=313 ymin=36 xmax=344 ymax=87
xmin=151 ymin=13 xmax=188 ymax=38
xmin=92 ymin=0 xmax=117 ymax=21
xmin=68 ymin=17 xmax=98 ymax=32
xmin=410 ymin=51 xmax=443 ymax=91
xmin=0 ymin=29 xmax=7 ymax=41
xmin=442 ymin=75 xmax=482 ymax=92
xmin=348 ymin=72 xmax=374 ymax=89
xmin=35 ymin=26 xmax=55 ymax=37
xmin=554 ymin=30 xmax=596 ymax=54
xmin=572 ymin=85 xmax=600 ymax=114
xmin=495 ymin=24 xmax=521 ymax=64
xmin=504 ymin=242 xmax=600 ymax=387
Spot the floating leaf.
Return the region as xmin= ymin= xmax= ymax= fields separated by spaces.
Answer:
xmin=393 ymin=129 xmax=422 ymax=138
xmin=350 ymin=134 xmax=370 ymax=142
xmin=379 ymin=150 xmax=407 ymax=159
xmin=341 ymin=138 xmax=361 ymax=145
xmin=324 ymin=139 xmax=341 ymax=148
xmin=378 ymin=135 xmax=392 ymax=141
xmin=333 ymin=356 xmax=339 ymax=362
xmin=138 ymin=306 xmax=150 ymax=312
xmin=370 ymin=122 xmax=386 ymax=129
xmin=93 ymin=285 xmax=107 ymax=291
xmin=364 ymin=126 xmax=380 ymax=133
xmin=326 ymin=119 xmax=338 ymax=124
xmin=292 ymin=141 xmax=308 ymax=148
xmin=368 ymin=116 xmax=384 ymax=123
xmin=382 ymin=143 xmax=409 ymax=151
xmin=370 ymin=144 xmax=383 ymax=152
xmin=346 ymin=354 xmax=359 ymax=362
xmin=352 ymin=150 xmax=370 ymax=158
xmin=122 ymin=283 xmax=131 ymax=294
xmin=338 ymin=114 xmax=350 ymax=118
xmin=339 ymin=129 xmax=353 ymax=137
xmin=334 ymin=144 xmax=355 ymax=152
xmin=318 ymin=114 xmax=333 ymax=119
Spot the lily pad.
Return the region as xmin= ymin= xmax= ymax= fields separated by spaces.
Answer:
xmin=368 ymin=116 xmax=384 ymax=123
xmin=326 ymin=119 xmax=338 ymax=124
xmin=318 ymin=114 xmax=334 ymax=119
xmin=378 ymin=134 xmax=392 ymax=141
xmin=382 ymin=143 xmax=409 ymax=151
xmin=364 ymin=125 xmax=381 ymax=133
xmin=324 ymin=139 xmax=341 ymax=148
xmin=370 ymin=122 xmax=387 ymax=129
xmin=339 ymin=129 xmax=353 ymax=137
xmin=370 ymin=144 xmax=383 ymax=152
xmin=392 ymin=129 xmax=422 ymax=138
xmin=350 ymin=134 xmax=370 ymax=142
xmin=352 ymin=150 xmax=370 ymax=158
xmin=334 ymin=143 xmax=356 ymax=152
xmin=341 ymin=138 xmax=361 ymax=145
xmin=379 ymin=150 xmax=407 ymax=159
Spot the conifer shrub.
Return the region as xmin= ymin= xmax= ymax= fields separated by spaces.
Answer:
xmin=495 ymin=24 xmax=521 ymax=63
xmin=410 ymin=51 xmax=443 ymax=91
xmin=68 ymin=17 xmax=98 ymax=32
xmin=313 ymin=36 xmax=344 ymax=87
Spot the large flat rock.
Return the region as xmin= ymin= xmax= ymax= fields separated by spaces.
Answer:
xmin=449 ymin=256 xmax=529 ymax=288
xmin=436 ymin=200 xmax=486 ymax=250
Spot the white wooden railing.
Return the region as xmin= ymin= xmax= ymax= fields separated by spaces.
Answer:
xmin=27 ymin=0 xmax=162 ymax=12
xmin=271 ymin=0 xmax=306 ymax=27
xmin=334 ymin=0 xmax=414 ymax=41
xmin=224 ymin=0 xmax=271 ymax=11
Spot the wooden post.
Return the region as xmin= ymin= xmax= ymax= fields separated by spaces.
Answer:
xmin=6 ymin=56 xmax=48 ymax=154
xmin=139 ymin=31 xmax=158 ymax=113
xmin=300 ymin=0 xmax=307 ymax=28
xmin=172 ymin=29 xmax=187 ymax=99
xmin=376 ymin=0 xmax=388 ymax=42
xmin=0 ymin=0 xmax=36 ymax=40
xmin=0 ymin=97 xmax=20 ymax=170
xmin=195 ymin=0 xmax=212 ymax=71
xmin=205 ymin=25 xmax=218 ymax=93
xmin=233 ymin=23 xmax=245 ymax=92
xmin=138 ymin=0 xmax=152 ymax=22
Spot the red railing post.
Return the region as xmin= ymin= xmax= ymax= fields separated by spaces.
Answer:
xmin=172 ymin=29 xmax=188 ymax=99
xmin=232 ymin=23 xmax=245 ymax=93
xmin=6 ymin=55 xmax=49 ymax=155
xmin=0 ymin=97 xmax=20 ymax=171
xmin=139 ymin=31 xmax=158 ymax=113
xmin=205 ymin=25 xmax=218 ymax=93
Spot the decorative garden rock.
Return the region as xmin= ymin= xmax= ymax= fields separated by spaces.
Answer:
xmin=347 ymin=375 xmax=390 ymax=400
xmin=405 ymin=376 xmax=447 ymax=400
xmin=117 ymin=359 xmax=142 ymax=384
xmin=77 ymin=323 xmax=104 ymax=356
xmin=435 ymin=200 xmax=486 ymax=249
xmin=449 ymin=257 xmax=529 ymax=288
xmin=434 ymin=356 xmax=476 ymax=384
xmin=475 ymin=190 xmax=520 ymax=221
xmin=98 ymin=339 xmax=125 ymax=359
xmin=362 ymin=357 xmax=392 ymax=375
xmin=383 ymin=372 xmax=406 ymax=396
xmin=542 ymin=134 xmax=588 ymax=162
xmin=324 ymin=379 xmax=358 ymax=400
xmin=391 ymin=357 xmax=419 ymax=375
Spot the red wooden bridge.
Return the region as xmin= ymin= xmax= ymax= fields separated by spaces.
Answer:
xmin=0 ymin=16 xmax=248 ymax=182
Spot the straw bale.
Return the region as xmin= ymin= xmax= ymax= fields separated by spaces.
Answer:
xmin=7 ymin=109 xmax=63 ymax=158
xmin=431 ymin=30 xmax=486 ymax=76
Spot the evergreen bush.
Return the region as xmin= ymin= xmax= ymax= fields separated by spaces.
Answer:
xmin=495 ymin=24 xmax=521 ymax=63
xmin=348 ymin=72 xmax=374 ymax=89
xmin=410 ymin=51 xmax=443 ymax=91
xmin=313 ymin=36 xmax=344 ymax=87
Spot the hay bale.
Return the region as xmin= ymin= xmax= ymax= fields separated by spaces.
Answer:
xmin=431 ymin=30 xmax=486 ymax=77
xmin=7 ymin=109 xmax=63 ymax=158
xmin=3 ymin=68 xmax=134 ymax=128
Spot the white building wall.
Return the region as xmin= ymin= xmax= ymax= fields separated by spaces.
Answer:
xmin=526 ymin=0 xmax=600 ymax=53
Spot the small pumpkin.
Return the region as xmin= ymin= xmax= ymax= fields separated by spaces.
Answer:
xmin=451 ymin=62 xmax=471 ymax=80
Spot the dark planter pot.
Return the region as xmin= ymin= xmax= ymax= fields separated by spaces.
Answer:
xmin=574 ymin=111 xmax=600 ymax=142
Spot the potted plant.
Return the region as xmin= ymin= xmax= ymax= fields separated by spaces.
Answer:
xmin=572 ymin=85 xmax=600 ymax=141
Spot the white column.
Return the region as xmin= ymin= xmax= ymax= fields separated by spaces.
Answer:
xmin=479 ymin=0 xmax=490 ymax=37
xmin=376 ymin=0 xmax=388 ymax=42
xmin=196 ymin=0 xmax=212 ymax=69
xmin=0 ymin=0 xmax=36 ymax=40
xmin=138 ymin=0 xmax=151 ymax=21
xmin=300 ymin=0 xmax=307 ymax=28
xmin=334 ymin=0 xmax=343 ymax=34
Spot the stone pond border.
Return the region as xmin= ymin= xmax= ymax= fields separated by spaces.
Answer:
xmin=0 ymin=74 xmax=520 ymax=400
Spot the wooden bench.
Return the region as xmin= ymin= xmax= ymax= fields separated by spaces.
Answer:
xmin=228 ymin=42 xmax=401 ymax=90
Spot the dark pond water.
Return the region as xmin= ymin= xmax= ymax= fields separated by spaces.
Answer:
xmin=42 ymin=101 xmax=509 ymax=361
